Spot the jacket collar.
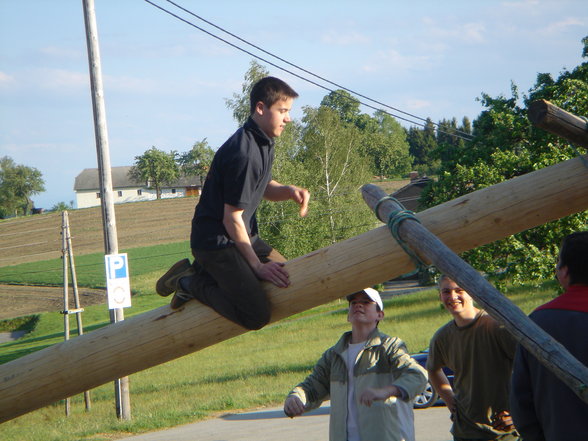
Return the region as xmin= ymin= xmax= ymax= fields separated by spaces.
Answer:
xmin=535 ymin=285 xmax=588 ymax=313
xmin=334 ymin=328 xmax=382 ymax=354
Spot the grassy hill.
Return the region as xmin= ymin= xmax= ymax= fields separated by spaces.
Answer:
xmin=0 ymin=197 xmax=198 ymax=267
xmin=0 ymin=179 xmax=410 ymax=268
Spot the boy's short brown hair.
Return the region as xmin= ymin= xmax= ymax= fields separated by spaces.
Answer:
xmin=249 ymin=76 xmax=298 ymax=114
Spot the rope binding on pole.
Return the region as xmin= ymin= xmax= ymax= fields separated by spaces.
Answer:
xmin=374 ymin=195 xmax=428 ymax=280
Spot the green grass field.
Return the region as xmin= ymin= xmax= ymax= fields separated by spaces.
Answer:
xmin=0 ymin=241 xmax=190 ymax=288
xmin=0 ymin=243 xmax=559 ymax=440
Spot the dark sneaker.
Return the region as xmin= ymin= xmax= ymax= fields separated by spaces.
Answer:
xmin=170 ymin=289 xmax=193 ymax=309
xmin=156 ymin=259 xmax=194 ymax=297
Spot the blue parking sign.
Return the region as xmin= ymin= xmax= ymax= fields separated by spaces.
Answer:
xmin=106 ymin=254 xmax=128 ymax=280
xmin=105 ymin=253 xmax=131 ymax=309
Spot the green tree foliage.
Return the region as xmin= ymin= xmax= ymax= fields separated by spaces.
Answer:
xmin=0 ymin=156 xmax=45 ymax=218
xmin=406 ymin=118 xmax=438 ymax=173
xmin=178 ymin=138 xmax=214 ymax=180
xmin=421 ymin=37 xmax=588 ymax=285
xmin=50 ymin=201 xmax=74 ymax=212
xmin=320 ymin=89 xmax=361 ymax=124
xmin=298 ymin=105 xmax=373 ymax=247
xmin=434 ymin=117 xmax=472 ymax=164
xmin=129 ymin=147 xmax=179 ymax=200
xmin=261 ymin=104 xmax=374 ymax=259
xmin=362 ymin=111 xmax=412 ymax=178
xmin=225 ymin=60 xmax=269 ymax=126
xmin=321 ymin=90 xmax=412 ymax=178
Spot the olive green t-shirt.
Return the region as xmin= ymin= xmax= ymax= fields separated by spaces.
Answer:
xmin=427 ymin=311 xmax=517 ymax=439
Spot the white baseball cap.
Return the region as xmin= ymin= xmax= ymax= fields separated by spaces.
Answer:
xmin=346 ymin=287 xmax=383 ymax=311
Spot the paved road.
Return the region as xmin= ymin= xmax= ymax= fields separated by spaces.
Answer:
xmin=118 ymin=403 xmax=452 ymax=441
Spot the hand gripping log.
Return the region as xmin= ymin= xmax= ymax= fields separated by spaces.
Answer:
xmin=362 ymin=183 xmax=588 ymax=404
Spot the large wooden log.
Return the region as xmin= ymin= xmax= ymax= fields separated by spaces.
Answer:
xmin=1 ymin=155 xmax=587 ymax=422
xmin=362 ymin=183 xmax=588 ymax=403
xmin=528 ymin=99 xmax=588 ymax=148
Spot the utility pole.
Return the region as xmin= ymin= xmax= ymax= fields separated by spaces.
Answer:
xmin=81 ymin=0 xmax=131 ymax=420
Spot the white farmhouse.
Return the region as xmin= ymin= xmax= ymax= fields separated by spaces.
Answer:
xmin=74 ymin=166 xmax=202 ymax=209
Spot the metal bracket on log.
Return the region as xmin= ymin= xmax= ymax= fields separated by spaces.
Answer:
xmin=362 ymin=183 xmax=588 ymax=404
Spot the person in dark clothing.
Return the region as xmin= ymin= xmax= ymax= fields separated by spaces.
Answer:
xmin=510 ymin=231 xmax=588 ymax=441
xmin=156 ymin=76 xmax=310 ymax=330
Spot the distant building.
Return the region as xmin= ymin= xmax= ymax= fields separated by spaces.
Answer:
xmin=390 ymin=171 xmax=432 ymax=212
xmin=74 ymin=166 xmax=203 ymax=209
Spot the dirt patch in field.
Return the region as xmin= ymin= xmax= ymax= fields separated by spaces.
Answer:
xmin=0 ymin=284 xmax=107 ymax=321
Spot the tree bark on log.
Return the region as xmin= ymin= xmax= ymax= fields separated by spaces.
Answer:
xmin=528 ymin=99 xmax=588 ymax=148
xmin=0 ymin=155 xmax=587 ymax=422
xmin=362 ymin=183 xmax=588 ymax=404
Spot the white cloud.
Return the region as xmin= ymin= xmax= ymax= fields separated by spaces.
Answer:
xmin=500 ymin=0 xmax=540 ymax=10
xmin=546 ymin=17 xmax=586 ymax=34
xmin=36 ymin=68 xmax=89 ymax=92
xmin=0 ymin=68 xmax=87 ymax=96
xmin=461 ymin=23 xmax=486 ymax=43
xmin=405 ymin=99 xmax=432 ymax=111
xmin=0 ymin=71 xmax=15 ymax=86
xmin=321 ymin=29 xmax=370 ymax=46
xmin=104 ymin=74 xmax=157 ymax=94
xmin=0 ymin=143 xmax=82 ymax=165
xmin=39 ymin=46 xmax=83 ymax=60
xmin=423 ymin=17 xmax=486 ymax=45
xmin=361 ymin=48 xmax=434 ymax=74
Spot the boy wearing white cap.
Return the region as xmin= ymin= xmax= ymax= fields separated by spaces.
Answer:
xmin=284 ymin=288 xmax=427 ymax=441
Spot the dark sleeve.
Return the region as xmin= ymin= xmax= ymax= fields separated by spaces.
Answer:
xmin=222 ymin=150 xmax=258 ymax=210
xmin=510 ymin=344 xmax=546 ymax=441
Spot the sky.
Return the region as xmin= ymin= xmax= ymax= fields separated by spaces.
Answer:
xmin=0 ymin=0 xmax=586 ymax=210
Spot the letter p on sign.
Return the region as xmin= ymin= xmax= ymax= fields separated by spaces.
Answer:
xmin=105 ymin=253 xmax=131 ymax=309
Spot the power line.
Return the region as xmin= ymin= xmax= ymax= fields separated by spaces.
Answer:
xmin=161 ymin=0 xmax=462 ymax=132
xmin=143 ymin=0 xmax=474 ymax=141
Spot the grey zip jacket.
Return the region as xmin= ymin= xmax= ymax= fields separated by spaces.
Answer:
xmin=287 ymin=329 xmax=428 ymax=441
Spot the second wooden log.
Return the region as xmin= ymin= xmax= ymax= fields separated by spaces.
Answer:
xmin=362 ymin=183 xmax=588 ymax=404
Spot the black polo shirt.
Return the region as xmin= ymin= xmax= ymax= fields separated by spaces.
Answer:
xmin=190 ymin=117 xmax=275 ymax=250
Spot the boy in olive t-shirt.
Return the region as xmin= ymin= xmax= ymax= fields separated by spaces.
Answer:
xmin=426 ymin=276 xmax=519 ymax=441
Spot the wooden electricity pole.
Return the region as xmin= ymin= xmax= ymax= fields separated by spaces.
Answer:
xmin=81 ymin=0 xmax=130 ymax=420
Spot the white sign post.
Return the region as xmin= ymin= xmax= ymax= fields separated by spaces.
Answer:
xmin=105 ymin=254 xmax=131 ymax=309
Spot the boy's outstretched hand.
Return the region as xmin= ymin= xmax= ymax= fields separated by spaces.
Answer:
xmin=290 ymin=185 xmax=310 ymax=217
